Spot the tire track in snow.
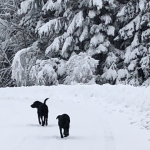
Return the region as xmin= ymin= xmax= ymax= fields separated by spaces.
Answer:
xmin=84 ymin=102 xmax=116 ymax=150
xmin=89 ymin=105 xmax=116 ymax=150
xmin=102 ymin=120 xmax=116 ymax=150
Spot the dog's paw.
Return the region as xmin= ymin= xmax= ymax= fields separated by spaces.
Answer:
xmin=61 ymin=135 xmax=63 ymax=138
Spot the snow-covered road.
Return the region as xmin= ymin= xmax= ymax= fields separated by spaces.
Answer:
xmin=0 ymin=84 xmax=150 ymax=150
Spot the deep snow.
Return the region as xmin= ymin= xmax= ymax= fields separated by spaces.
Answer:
xmin=0 ymin=84 xmax=150 ymax=150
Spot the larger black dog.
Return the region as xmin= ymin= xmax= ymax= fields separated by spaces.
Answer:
xmin=31 ymin=98 xmax=49 ymax=126
xmin=56 ymin=114 xmax=70 ymax=138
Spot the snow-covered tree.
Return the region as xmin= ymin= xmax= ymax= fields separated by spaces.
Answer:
xmin=7 ymin=0 xmax=150 ymax=87
xmin=29 ymin=59 xmax=59 ymax=86
xmin=114 ymin=0 xmax=150 ymax=86
xmin=0 ymin=0 xmax=22 ymax=86
xmin=11 ymin=42 xmax=40 ymax=86
xmin=11 ymin=0 xmax=120 ymax=86
xmin=64 ymin=52 xmax=98 ymax=84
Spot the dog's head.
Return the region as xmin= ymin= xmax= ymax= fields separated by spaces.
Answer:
xmin=31 ymin=101 xmax=42 ymax=108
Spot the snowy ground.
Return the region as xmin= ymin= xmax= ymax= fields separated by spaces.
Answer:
xmin=0 ymin=84 xmax=150 ymax=150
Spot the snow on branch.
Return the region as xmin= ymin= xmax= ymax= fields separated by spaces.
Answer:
xmin=90 ymin=33 xmax=105 ymax=47
xmin=18 ymin=0 xmax=34 ymax=15
xmin=101 ymin=15 xmax=112 ymax=25
xmin=117 ymin=6 xmax=126 ymax=17
xmin=11 ymin=42 xmax=39 ymax=86
xmin=79 ymin=26 xmax=89 ymax=42
xmin=115 ymin=15 xmax=141 ymax=40
xmin=92 ymin=0 xmax=102 ymax=10
xmin=142 ymin=28 xmax=150 ymax=42
xmin=116 ymin=69 xmax=129 ymax=85
xmin=38 ymin=17 xmax=66 ymax=37
xmin=101 ymin=64 xmax=117 ymax=82
xmin=140 ymin=55 xmax=150 ymax=79
xmin=61 ymin=36 xmax=73 ymax=56
xmin=29 ymin=59 xmax=59 ymax=86
xmin=124 ymin=46 xmax=138 ymax=64
xmin=107 ymin=25 xmax=115 ymax=36
xmin=89 ymin=0 xmax=115 ymax=9
xmin=45 ymin=35 xmax=64 ymax=56
xmin=67 ymin=11 xmax=84 ymax=35
xmin=141 ymin=12 xmax=150 ymax=26
xmin=42 ymin=0 xmax=65 ymax=12
xmin=64 ymin=52 xmax=98 ymax=84
xmin=139 ymin=0 xmax=146 ymax=11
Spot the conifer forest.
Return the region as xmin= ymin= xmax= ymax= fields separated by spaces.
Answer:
xmin=0 ymin=0 xmax=150 ymax=87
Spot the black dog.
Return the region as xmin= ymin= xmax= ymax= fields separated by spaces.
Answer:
xmin=31 ymin=98 xmax=49 ymax=126
xmin=56 ymin=114 xmax=70 ymax=138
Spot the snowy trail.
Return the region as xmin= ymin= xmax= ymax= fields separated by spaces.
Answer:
xmin=0 ymin=85 xmax=150 ymax=150
xmin=0 ymin=99 xmax=105 ymax=150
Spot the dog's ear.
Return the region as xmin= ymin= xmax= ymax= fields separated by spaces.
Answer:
xmin=56 ymin=115 xmax=60 ymax=119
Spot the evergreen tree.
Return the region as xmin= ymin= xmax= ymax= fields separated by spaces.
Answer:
xmin=1 ymin=0 xmax=150 ymax=87
xmin=12 ymin=0 xmax=119 ymax=86
xmin=115 ymin=0 xmax=150 ymax=86
xmin=0 ymin=0 xmax=21 ymax=86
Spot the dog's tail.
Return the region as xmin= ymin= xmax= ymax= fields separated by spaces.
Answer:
xmin=44 ymin=98 xmax=49 ymax=104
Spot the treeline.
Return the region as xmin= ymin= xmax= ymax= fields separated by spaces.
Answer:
xmin=0 ymin=0 xmax=150 ymax=87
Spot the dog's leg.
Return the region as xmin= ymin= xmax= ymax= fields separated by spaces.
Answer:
xmin=59 ymin=127 xmax=63 ymax=138
xmin=46 ymin=114 xmax=48 ymax=126
xmin=45 ymin=117 xmax=48 ymax=126
xmin=41 ymin=116 xmax=45 ymax=126
xmin=43 ymin=117 xmax=46 ymax=126
xmin=64 ymin=129 xmax=69 ymax=137
xmin=38 ymin=114 xmax=41 ymax=125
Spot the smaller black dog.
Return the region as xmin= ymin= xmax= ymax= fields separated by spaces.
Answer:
xmin=56 ymin=114 xmax=70 ymax=138
xmin=31 ymin=98 xmax=49 ymax=126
